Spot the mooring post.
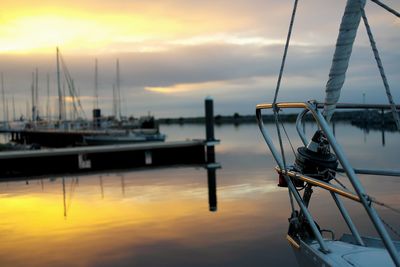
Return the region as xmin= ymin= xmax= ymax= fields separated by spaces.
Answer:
xmin=205 ymin=96 xmax=215 ymax=163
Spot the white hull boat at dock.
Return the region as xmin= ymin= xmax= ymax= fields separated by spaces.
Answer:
xmin=83 ymin=131 xmax=166 ymax=145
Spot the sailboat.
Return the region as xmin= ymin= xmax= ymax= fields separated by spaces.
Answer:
xmin=83 ymin=130 xmax=166 ymax=145
xmin=256 ymin=0 xmax=400 ymax=266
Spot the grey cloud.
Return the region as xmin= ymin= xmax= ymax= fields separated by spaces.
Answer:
xmin=1 ymin=38 xmax=399 ymax=118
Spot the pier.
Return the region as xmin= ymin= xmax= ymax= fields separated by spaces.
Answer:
xmin=0 ymin=98 xmax=219 ymax=178
xmin=0 ymin=140 xmax=210 ymax=178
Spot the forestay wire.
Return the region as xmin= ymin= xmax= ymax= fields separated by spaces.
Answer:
xmin=272 ymin=0 xmax=299 ymax=214
xmin=272 ymin=0 xmax=299 ymax=162
xmin=272 ymin=0 xmax=299 ymax=106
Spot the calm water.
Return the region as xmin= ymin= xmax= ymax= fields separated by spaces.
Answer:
xmin=0 ymin=123 xmax=399 ymax=267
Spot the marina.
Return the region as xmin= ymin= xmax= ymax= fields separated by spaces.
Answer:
xmin=0 ymin=0 xmax=399 ymax=266
xmin=0 ymin=98 xmax=218 ymax=178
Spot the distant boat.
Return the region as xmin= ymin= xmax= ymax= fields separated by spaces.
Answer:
xmin=83 ymin=131 xmax=166 ymax=145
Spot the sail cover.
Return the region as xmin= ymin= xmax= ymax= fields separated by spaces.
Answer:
xmin=324 ymin=0 xmax=366 ymax=121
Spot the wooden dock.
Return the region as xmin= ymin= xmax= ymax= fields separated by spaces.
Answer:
xmin=0 ymin=98 xmax=219 ymax=178
xmin=0 ymin=140 xmax=215 ymax=178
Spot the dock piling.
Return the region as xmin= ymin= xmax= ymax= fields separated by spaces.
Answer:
xmin=205 ymin=97 xmax=216 ymax=163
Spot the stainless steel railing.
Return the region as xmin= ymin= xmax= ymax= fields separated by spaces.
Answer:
xmin=256 ymin=101 xmax=400 ymax=265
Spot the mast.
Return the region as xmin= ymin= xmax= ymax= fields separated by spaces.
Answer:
xmin=26 ymin=100 xmax=30 ymax=121
xmin=5 ymin=97 xmax=9 ymax=126
xmin=116 ymin=59 xmax=121 ymax=120
xmin=12 ymin=95 xmax=15 ymax=121
xmin=94 ymin=58 xmax=99 ymax=109
xmin=56 ymin=47 xmax=63 ymax=122
xmin=112 ymin=84 xmax=117 ymax=118
xmin=63 ymin=79 xmax=67 ymax=121
xmin=31 ymin=72 xmax=35 ymax=122
xmin=47 ymin=73 xmax=50 ymax=121
xmin=1 ymin=73 xmax=5 ymax=124
xmin=323 ymin=0 xmax=366 ymax=122
xmin=35 ymin=68 xmax=39 ymax=120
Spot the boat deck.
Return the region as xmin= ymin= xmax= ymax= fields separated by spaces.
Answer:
xmin=294 ymin=236 xmax=400 ymax=267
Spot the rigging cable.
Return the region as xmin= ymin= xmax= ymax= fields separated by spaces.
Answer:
xmin=272 ymin=0 xmax=299 ymax=106
xmin=333 ymin=171 xmax=400 ymax=237
xmin=371 ymin=198 xmax=400 ymax=215
xmin=360 ymin=5 xmax=400 ymax=130
xmin=381 ymin=219 xmax=400 ymax=239
xmin=370 ymin=0 xmax=400 ymax=17
xmin=271 ymin=0 xmax=299 ymax=214
xmin=271 ymin=0 xmax=299 ymax=172
xmin=279 ymin=113 xmax=296 ymax=156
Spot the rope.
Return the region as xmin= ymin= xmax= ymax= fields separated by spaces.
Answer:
xmin=370 ymin=0 xmax=400 ymax=17
xmin=324 ymin=0 xmax=366 ymax=122
xmin=361 ymin=6 xmax=400 ymax=130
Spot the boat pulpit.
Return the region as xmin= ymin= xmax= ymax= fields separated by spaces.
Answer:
xmin=256 ymin=101 xmax=400 ymax=266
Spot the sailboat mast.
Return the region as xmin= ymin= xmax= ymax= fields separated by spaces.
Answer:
xmin=5 ymin=98 xmax=9 ymax=125
xmin=112 ymin=84 xmax=117 ymax=118
xmin=31 ymin=72 xmax=35 ymax=122
xmin=63 ymin=79 xmax=67 ymax=121
xmin=47 ymin=73 xmax=50 ymax=121
xmin=12 ymin=95 xmax=15 ymax=121
xmin=1 ymin=73 xmax=6 ymax=124
xmin=94 ymin=58 xmax=99 ymax=109
xmin=35 ymin=68 xmax=39 ymax=120
xmin=116 ymin=59 xmax=121 ymax=120
xmin=56 ymin=47 xmax=63 ymax=122
xmin=26 ymin=100 xmax=30 ymax=121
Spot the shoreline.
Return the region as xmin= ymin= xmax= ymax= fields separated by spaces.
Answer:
xmin=157 ymin=110 xmax=400 ymax=131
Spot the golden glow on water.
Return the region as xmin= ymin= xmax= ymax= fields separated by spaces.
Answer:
xmin=0 ymin=171 xmax=287 ymax=267
xmin=0 ymin=124 xmax=398 ymax=266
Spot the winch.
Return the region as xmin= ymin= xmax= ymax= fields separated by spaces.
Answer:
xmin=294 ymin=130 xmax=338 ymax=181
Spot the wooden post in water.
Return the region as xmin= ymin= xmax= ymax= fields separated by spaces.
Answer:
xmin=205 ymin=96 xmax=215 ymax=163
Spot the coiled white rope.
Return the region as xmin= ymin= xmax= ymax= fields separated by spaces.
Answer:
xmin=324 ymin=0 xmax=366 ymax=122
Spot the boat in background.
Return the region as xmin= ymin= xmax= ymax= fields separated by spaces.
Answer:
xmin=83 ymin=130 xmax=166 ymax=145
xmin=257 ymin=0 xmax=400 ymax=266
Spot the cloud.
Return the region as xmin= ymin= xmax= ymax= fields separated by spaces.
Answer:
xmin=0 ymin=0 xmax=399 ymax=118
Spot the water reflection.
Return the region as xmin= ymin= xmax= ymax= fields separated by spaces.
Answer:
xmin=0 ymin=122 xmax=398 ymax=267
xmin=0 ymin=166 xmax=232 ymax=267
xmin=207 ymin=166 xmax=218 ymax=212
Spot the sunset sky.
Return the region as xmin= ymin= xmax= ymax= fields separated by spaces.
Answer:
xmin=0 ymin=0 xmax=399 ymax=118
